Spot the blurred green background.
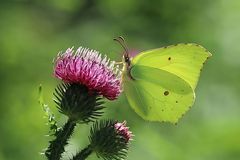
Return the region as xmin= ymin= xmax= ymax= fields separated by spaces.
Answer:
xmin=0 ymin=0 xmax=240 ymax=160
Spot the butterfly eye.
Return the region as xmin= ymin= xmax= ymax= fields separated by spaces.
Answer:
xmin=124 ymin=56 xmax=131 ymax=67
xmin=125 ymin=56 xmax=129 ymax=62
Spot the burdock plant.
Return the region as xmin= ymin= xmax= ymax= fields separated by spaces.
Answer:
xmin=42 ymin=47 xmax=131 ymax=160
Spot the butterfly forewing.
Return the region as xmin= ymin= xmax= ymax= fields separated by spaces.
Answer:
xmin=132 ymin=43 xmax=212 ymax=90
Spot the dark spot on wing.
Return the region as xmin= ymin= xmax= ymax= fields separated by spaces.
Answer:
xmin=176 ymin=101 xmax=178 ymax=103
xmin=168 ymin=57 xmax=171 ymax=60
xmin=164 ymin=91 xmax=169 ymax=96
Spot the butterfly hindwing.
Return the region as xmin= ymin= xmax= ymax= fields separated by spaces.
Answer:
xmin=124 ymin=65 xmax=195 ymax=123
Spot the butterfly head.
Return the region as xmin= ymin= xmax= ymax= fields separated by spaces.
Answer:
xmin=114 ymin=36 xmax=135 ymax=80
xmin=114 ymin=36 xmax=131 ymax=68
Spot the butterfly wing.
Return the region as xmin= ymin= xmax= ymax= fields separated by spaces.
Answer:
xmin=132 ymin=43 xmax=212 ymax=90
xmin=123 ymin=65 xmax=194 ymax=123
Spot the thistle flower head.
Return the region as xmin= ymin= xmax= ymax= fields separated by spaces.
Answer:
xmin=89 ymin=120 xmax=132 ymax=160
xmin=54 ymin=47 xmax=122 ymax=100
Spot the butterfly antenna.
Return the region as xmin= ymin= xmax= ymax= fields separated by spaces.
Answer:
xmin=113 ymin=36 xmax=129 ymax=57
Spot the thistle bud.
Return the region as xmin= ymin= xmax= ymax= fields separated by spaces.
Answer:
xmin=89 ymin=120 xmax=133 ymax=160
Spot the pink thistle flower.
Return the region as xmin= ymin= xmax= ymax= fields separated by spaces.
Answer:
xmin=54 ymin=47 xmax=122 ymax=100
xmin=114 ymin=121 xmax=133 ymax=142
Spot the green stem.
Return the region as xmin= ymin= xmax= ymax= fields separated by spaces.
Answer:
xmin=72 ymin=145 xmax=93 ymax=160
xmin=45 ymin=118 xmax=76 ymax=160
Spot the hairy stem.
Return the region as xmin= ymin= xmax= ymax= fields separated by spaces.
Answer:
xmin=72 ymin=145 xmax=92 ymax=160
xmin=45 ymin=118 xmax=76 ymax=160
